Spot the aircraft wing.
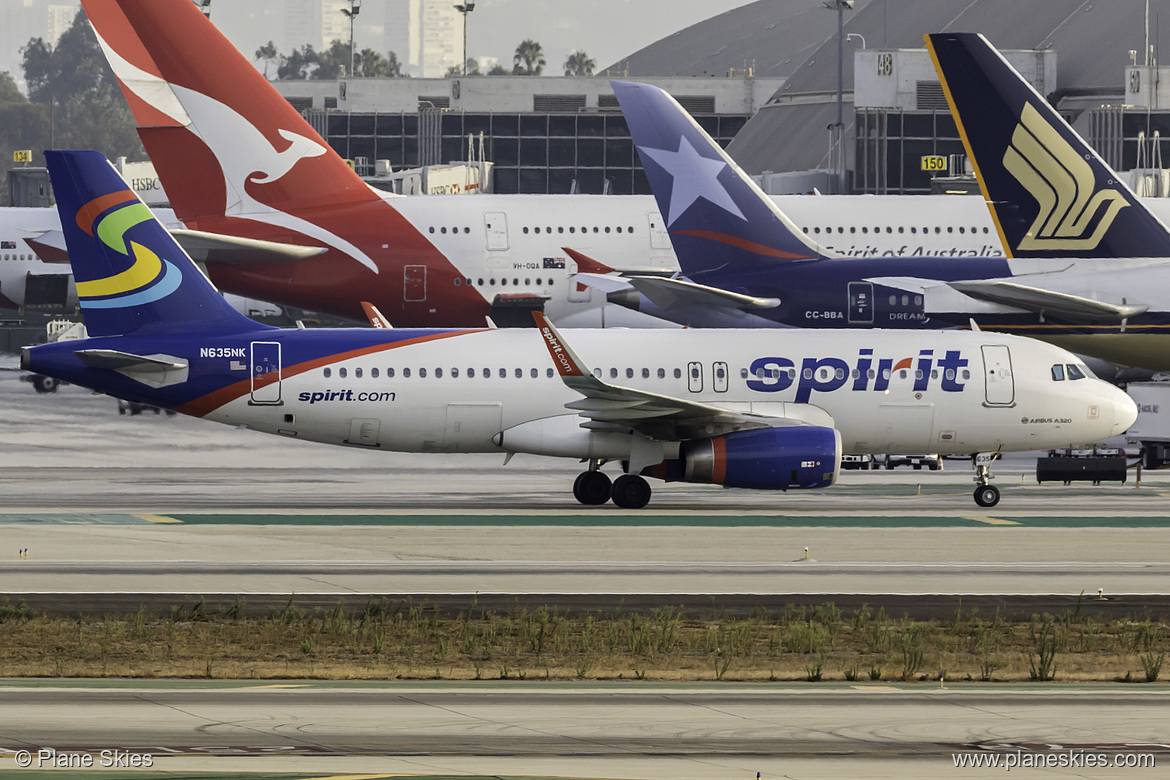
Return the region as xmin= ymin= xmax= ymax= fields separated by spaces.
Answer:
xmin=867 ymin=275 xmax=1149 ymax=321
xmin=946 ymin=280 xmax=1148 ymax=321
xmin=534 ymin=312 xmax=805 ymax=440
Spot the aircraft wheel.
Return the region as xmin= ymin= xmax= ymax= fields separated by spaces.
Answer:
xmin=32 ymin=375 xmax=59 ymax=393
xmin=573 ymin=471 xmax=612 ymax=505
xmin=973 ymin=484 xmax=1000 ymax=508
xmin=611 ymin=474 xmax=652 ymax=509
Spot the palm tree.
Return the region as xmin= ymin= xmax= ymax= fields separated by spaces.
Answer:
xmin=512 ymin=39 xmax=546 ymax=76
xmin=563 ymin=50 xmax=595 ymax=77
xmin=254 ymin=41 xmax=280 ymax=79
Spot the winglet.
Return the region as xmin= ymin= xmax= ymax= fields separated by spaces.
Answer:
xmin=533 ymin=311 xmax=589 ymax=378
xmin=361 ymin=301 xmax=391 ymax=329
xmin=562 ymin=246 xmax=616 ymax=274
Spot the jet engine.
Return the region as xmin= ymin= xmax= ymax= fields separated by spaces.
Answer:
xmin=643 ymin=426 xmax=841 ymax=490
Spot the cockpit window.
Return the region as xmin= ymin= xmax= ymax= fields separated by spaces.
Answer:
xmin=1051 ymin=364 xmax=1065 ymax=381
xmin=1066 ymin=363 xmax=1086 ymax=380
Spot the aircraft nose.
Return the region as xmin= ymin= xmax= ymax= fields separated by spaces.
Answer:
xmin=1110 ymin=384 xmax=1138 ymax=435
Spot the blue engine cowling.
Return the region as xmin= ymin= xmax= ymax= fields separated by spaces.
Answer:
xmin=643 ymin=426 xmax=841 ymax=490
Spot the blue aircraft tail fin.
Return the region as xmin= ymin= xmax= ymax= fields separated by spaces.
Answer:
xmin=926 ymin=33 xmax=1170 ymax=259
xmin=45 ymin=150 xmax=257 ymax=337
xmin=612 ymin=81 xmax=829 ymax=277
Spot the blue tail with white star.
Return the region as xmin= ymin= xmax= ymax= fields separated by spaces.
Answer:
xmin=613 ymin=80 xmax=830 ymax=278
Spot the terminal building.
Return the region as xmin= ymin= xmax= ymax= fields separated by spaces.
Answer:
xmin=275 ymin=76 xmax=781 ymax=195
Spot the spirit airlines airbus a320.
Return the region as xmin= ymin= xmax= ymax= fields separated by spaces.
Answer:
xmin=24 ymin=151 xmax=1135 ymax=508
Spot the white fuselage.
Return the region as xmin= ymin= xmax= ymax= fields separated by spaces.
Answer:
xmin=9 ymin=193 xmax=1170 ymax=324
xmin=198 ymin=327 xmax=1133 ymax=460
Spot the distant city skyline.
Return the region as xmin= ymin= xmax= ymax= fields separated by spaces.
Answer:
xmin=2 ymin=0 xmax=753 ymax=90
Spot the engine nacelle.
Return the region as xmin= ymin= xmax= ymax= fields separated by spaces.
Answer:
xmin=643 ymin=426 xmax=841 ymax=490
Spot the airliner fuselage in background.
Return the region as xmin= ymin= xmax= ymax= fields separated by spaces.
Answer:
xmin=0 ymin=194 xmax=1008 ymax=319
xmin=13 ymin=193 xmax=1170 ymax=320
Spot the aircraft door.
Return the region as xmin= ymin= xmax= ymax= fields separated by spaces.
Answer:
xmin=981 ymin=345 xmax=1015 ymax=406
xmin=648 ymin=212 xmax=671 ymax=249
xmin=404 ymin=264 xmax=426 ymax=302
xmin=687 ymin=361 xmax=703 ymax=392
xmin=713 ymin=361 xmax=729 ymax=392
xmin=250 ymin=341 xmax=281 ymax=405
xmin=485 ymin=212 xmax=508 ymax=250
xmin=848 ymin=281 xmax=874 ymax=324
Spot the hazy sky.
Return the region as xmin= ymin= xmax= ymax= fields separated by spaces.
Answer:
xmin=3 ymin=0 xmax=754 ymax=88
xmin=203 ymin=0 xmax=754 ymax=76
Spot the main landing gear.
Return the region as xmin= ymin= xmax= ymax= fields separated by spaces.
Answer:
xmin=572 ymin=461 xmax=652 ymax=509
xmin=972 ymin=452 xmax=1001 ymax=508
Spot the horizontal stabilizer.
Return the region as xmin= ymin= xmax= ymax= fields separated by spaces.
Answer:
xmin=171 ymin=230 xmax=327 ymax=264
xmin=947 ymin=280 xmax=1149 ymax=321
xmin=75 ymin=348 xmax=189 ymax=388
xmin=626 ymin=275 xmax=780 ymax=312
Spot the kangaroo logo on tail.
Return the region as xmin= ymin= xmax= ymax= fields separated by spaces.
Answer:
xmin=1007 ymin=104 xmax=1128 ymax=251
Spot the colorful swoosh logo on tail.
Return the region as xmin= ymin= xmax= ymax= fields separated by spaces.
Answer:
xmin=74 ymin=192 xmax=183 ymax=308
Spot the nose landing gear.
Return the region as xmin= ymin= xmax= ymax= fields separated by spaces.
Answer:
xmin=972 ymin=451 xmax=1001 ymax=507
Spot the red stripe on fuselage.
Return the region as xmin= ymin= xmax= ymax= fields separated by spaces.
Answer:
xmin=673 ymin=229 xmax=813 ymax=260
xmin=175 ymin=330 xmax=475 ymax=418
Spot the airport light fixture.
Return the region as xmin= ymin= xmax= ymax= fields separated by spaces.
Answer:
xmin=455 ymin=1 xmax=476 ymax=76
xmin=823 ymin=0 xmax=854 ymax=193
xmin=341 ymin=0 xmax=362 ymax=77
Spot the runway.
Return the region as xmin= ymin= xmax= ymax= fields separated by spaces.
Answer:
xmin=0 ymin=681 xmax=1166 ymax=779
xmin=5 ymin=374 xmax=1170 ymax=778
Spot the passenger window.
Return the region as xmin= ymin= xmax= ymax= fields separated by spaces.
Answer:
xmin=803 ymin=368 xmax=813 ymax=379
xmin=404 ymin=368 xmax=412 ymax=378
xmin=741 ymin=368 xmax=749 ymax=378
xmin=355 ymin=367 xmax=363 ymax=378
xmin=482 ymin=368 xmax=489 ymax=378
xmin=371 ymin=368 xmax=379 ymax=378
xmin=961 ymin=369 xmax=971 ymax=380
xmin=593 ymin=368 xmax=602 ymax=378
xmin=610 ymin=368 xmax=618 ymax=378
xmin=339 ymin=368 xmax=347 ymax=378
xmin=546 ymin=368 xmax=553 ymax=378
xmin=419 ymin=368 xmax=427 ymax=378
xmin=642 ymin=368 xmax=650 ymax=379
xmin=499 ymin=368 xmax=506 ymax=378
xmin=530 ymin=368 xmax=538 ymax=378
xmin=945 ymin=368 xmax=953 ymax=381
xmin=451 ymin=368 xmax=459 ymax=378
xmin=387 ymin=368 xmax=395 ymax=378
xmin=1067 ymin=364 xmax=1085 ymax=380
xmin=626 ymin=368 xmax=634 ymax=379
xmin=658 ymin=368 xmax=666 ymax=379
xmin=514 ymin=368 xmax=522 ymax=378
xmin=435 ymin=368 xmax=443 ymax=378
xmin=1051 ymin=364 xmax=1065 ymax=381
xmin=674 ymin=368 xmax=682 ymax=379
xmin=324 ymin=367 xmax=332 ymax=378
